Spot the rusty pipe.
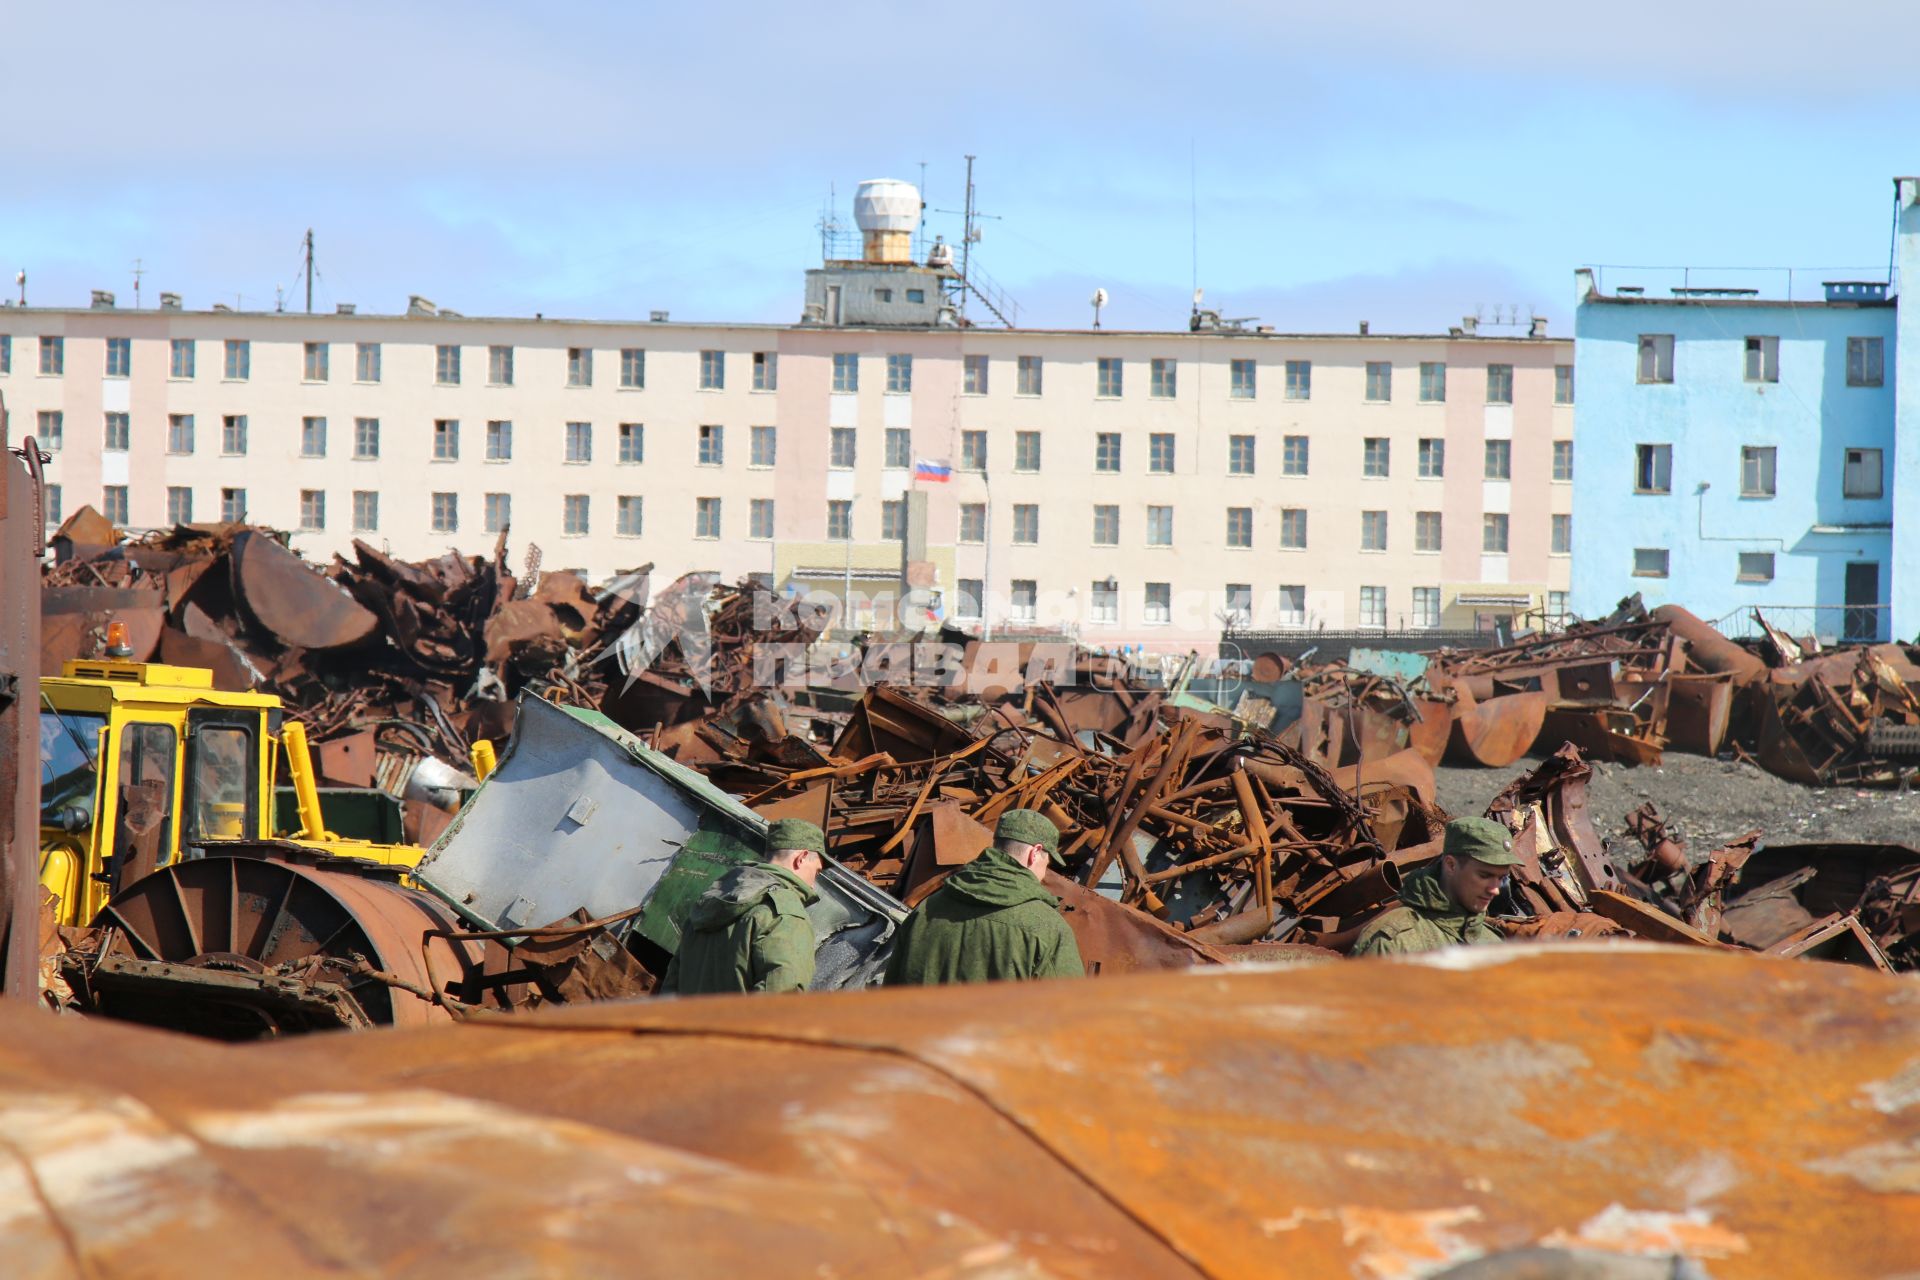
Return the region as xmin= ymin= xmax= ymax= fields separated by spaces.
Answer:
xmin=1649 ymin=604 xmax=1767 ymax=684
xmin=1302 ymin=861 xmax=1403 ymax=919
xmin=1188 ymin=902 xmax=1292 ymax=946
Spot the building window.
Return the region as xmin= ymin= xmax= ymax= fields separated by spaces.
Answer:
xmin=1738 ymin=551 xmax=1775 ymax=582
xmin=1279 ymin=508 xmax=1307 ymax=550
xmin=1149 ymin=433 xmax=1175 ymax=474
xmin=1844 ymin=447 xmax=1884 ymax=499
xmin=1090 ymin=580 xmax=1119 ymax=625
xmin=1552 ymin=440 xmax=1574 ymax=482
xmin=1284 ymin=360 xmax=1311 ymax=400
xmin=749 ymin=498 xmax=773 ymax=539
xmin=224 ymin=339 xmax=249 ymax=380
xmin=1365 ymin=361 xmax=1391 ymax=402
xmin=827 ymin=499 xmax=852 ymax=541
xmin=752 ymin=351 xmax=777 ymax=391
xmin=1418 ymin=437 xmax=1444 ymax=478
xmin=1419 ymin=361 xmax=1446 ymax=403
xmin=1486 ymin=363 xmax=1514 ymax=404
xmin=737 ymin=424 xmax=769 ymax=468
xmin=1415 ymin=511 xmax=1443 ymax=552
xmin=301 ymin=416 xmax=326 ymax=458
xmin=881 ymin=498 xmax=906 ymax=540
xmin=1282 ymin=435 xmax=1309 ymax=476
xmin=1097 ymin=357 xmax=1123 ymax=397
xmin=1483 ymin=513 xmax=1510 ymax=554
xmin=1230 ymin=358 xmax=1256 ymax=399
xmin=167 ymin=486 xmax=192 ymax=524
xmin=170 ymin=338 xmax=194 ymax=379
xmin=433 ymin=419 xmax=459 ymax=461
xmin=695 ymin=497 xmax=722 ymax=539
xmin=1227 ymin=435 xmax=1256 ymax=476
xmin=0 ymin=333 xmax=9 ymax=374
xmin=1017 ymin=355 xmax=1043 ymax=396
xmin=1362 ymin=437 xmax=1390 ymax=478
xmin=40 ymin=336 xmax=64 ymax=376
xmin=490 ymin=345 xmax=514 ymax=386
xmin=1011 ymin=579 xmax=1038 ymax=623
xmin=886 ymin=353 xmax=912 ymax=393
xmin=1151 ymin=358 xmax=1177 ymax=398
xmin=1094 ymin=432 xmax=1122 ymax=473
xmin=1638 ymin=334 xmax=1675 ymax=384
xmin=484 ymin=493 xmax=511 ymax=533
xmin=1744 ymin=336 xmax=1779 ymax=383
xmin=1548 ymin=591 xmax=1570 ymax=624
xmin=1224 ymin=583 xmax=1253 ymax=627
xmin=568 ymin=347 xmax=593 ymax=387
xmin=221 ymin=487 xmax=248 ymax=524
xmin=1484 ymin=439 xmax=1512 ymax=481
xmin=906 ymin=289 xmax=925 ymax=303
xmin=222 ymin=415 xmax=248 ymax=456
xmin=1636 ymin=443 xmax=1672 ymax=493
xmin=1016 ymin=431 xmax=1042 ymax=473
xmin=619 ymin=495 xmax=645 ymax=537
xmin=696 ymin=350 xmax=724 ymax=390
xmin=1146 ymin=504 xmax=1173 ymax=547
xmin=1412 ymin=587 xmax=1441 ymax=629
xmin=1144 ymin=582 xmax=1171 ymax=625
xmin=349 ymin=342 xmax=380 ymax=384
xmin=103 ymin=412 xmax=130 ymax=452
xmin=298 ymin=341 xmax=327 ymax=382
xmin=354 ymin=417 xmax=380 ymax=460
xmin=1012 ymin=504 xmax=1039 ymax=544
xmin=1358 ymin=586 xmax=1387 ymax=629
xmin=1360 ymin=510 xmax=1388 ymax=552
xmin=563 ymin=494 xmax=589 ymax=536
xmin=1555 ymin=364 xmax=1574 ymax=404
xmin=167 ymin=414 xmax=194 ymax=454
xmin=963 ymin=354 xmax=988 ymax=395
xmin=431 ymin=492 xmax=458 ymax=533
xmin=486 ymin=419 xmax=513 ymax=461
xmin=38 ymin=410 xmax=64 ymax=451
xmin=955 ymin=579 xmax=984 ymax=619
xmin=1634 ymin=547 xmax=1669 ymax=577
xmin=870 ymin=426 xmax=905 ymax=470
xmin=1277 ymin=584 xmax=1306 ymax=627
xmin=1551 ymin=513 xmax=1571 ymax=554
xmin=299 ymin=490 xmax=325 ymax=531
xmin=1092 ymin=504 xmax=1119 ymax=545
xmin=961 ymin=430 xmax=987 ymax=471
xmin=436 ymin=344 xmax=460 ymax=385
xmin=102 ymin=485 xmax=128 ymax=525
xmin=698 ymin=424 xmax=724 ymax=466
xmin=1741 ymin=445 xmax=1777 ymax=497
xmin=1226 ymin=507 xmax=1253 ymax=548
xmin=1848 ymin=336 xmax=1885 ymax=387
xmin=874 ymin=288 xmax=893 ymax=303
xmin=832 ymin=353 xmax=858 ymax=392
xmin=44 ymin=483 xmax=61 ymax=525
xmin=106 ymin=337 xmax=131 ymax=378
xmin=621 ymin=423 xmax=646 ymax=464
xmin=830 ymin=427 xmax=857 ymax=469
xmin=352 ymin=490 xmax=379 ymax=532
xmin=960 ymin=503 xmax=986 ymax=543
xmin=557 ymin=421 xmax=589 ymax=464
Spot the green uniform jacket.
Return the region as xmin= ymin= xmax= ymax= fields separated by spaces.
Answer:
xmin=1350 ymin=863 xmax=1504 ymax=957
xmin=658 ymin=863 xmax=819 ymax=995
xmin=883 ymin=850 xmax=1085 ymax=986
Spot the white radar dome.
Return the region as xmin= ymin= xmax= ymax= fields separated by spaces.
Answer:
xmin=853 ymin=179 xmax=921 ymax=233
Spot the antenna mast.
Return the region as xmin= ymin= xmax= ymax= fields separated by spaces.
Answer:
xmin=131 ymin=258 xmax=144 ymax=309
xmin=301 ymin=229 xmax=315 ymax=313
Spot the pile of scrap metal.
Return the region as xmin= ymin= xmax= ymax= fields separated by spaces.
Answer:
xmin=1482 ymin=741 xmax=1920 ymax=970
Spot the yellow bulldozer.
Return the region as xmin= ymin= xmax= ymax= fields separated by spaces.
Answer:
xmin=38 ymin=634 xmax=426 ymax=928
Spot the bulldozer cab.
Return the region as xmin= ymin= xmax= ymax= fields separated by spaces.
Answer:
xmin=39 ymin=659 xmax=277 ymax=927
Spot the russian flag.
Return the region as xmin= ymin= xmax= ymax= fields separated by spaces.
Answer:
xmin=913 ymin=458 xmax=952 ymax=483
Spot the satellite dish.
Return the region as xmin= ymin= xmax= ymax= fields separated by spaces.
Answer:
xmin=1192 ymin=287 xmax=1204 ymax=305
xmin=1091 ymin=288 xmax=1109 ymax=308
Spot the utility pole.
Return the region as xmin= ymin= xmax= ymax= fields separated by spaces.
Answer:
xmin=302 ymin=229 xmax=315 ymax=314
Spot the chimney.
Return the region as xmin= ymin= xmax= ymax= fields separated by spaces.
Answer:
xmin=335 ymin=303 xmax=356 ymax=314
xmin=1460 ymin=315 xmax=1478 ymax=336
xmin=1529 ymin=316 xmax=1548 ymax=338
xmin=407 ymin=295 xmax=437 ymax=317
xmin=90 ymin=290 xmax=116 ymax=309
xmin=1358 ymin=321 xmax=1370 ymax=336
xmin=158 ymin=291 xmax=182 ymax=310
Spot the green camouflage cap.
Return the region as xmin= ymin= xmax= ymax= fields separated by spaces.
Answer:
xmin=764 ymin=818 xmax=826 ymax=857
xmin=1444 ymin=816 xmax=1523 ymax=867
xmin=995 ymin=808 xmax=1065 ymax=866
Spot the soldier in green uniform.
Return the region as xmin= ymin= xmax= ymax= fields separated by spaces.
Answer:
xmin=658 ymin=818 xmax=825 ymax=995
xmin=883 ymin=808 xmax=1085 ymax=986
xmin=1351 ymin=816 xmax=1521 ymax=957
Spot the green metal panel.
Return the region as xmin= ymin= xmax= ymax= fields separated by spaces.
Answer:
xmin=635 ymin=825 xmax=762 ymax=954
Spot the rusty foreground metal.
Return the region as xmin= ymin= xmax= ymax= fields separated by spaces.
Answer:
xmin=6 ymin=947 xmax=1918 ymax=1278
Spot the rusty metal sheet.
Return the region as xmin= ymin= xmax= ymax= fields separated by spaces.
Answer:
xmin=230 ymin=529 xmax=380 ymax=651
xmin=1445 ymin=690 xmax=1549 ymax=767
xmin=1666 ymin=672 xmax=1734 ymax=756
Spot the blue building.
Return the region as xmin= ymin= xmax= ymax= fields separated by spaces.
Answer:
xmin=1571 ymin=188 xmax=1912 ymax=641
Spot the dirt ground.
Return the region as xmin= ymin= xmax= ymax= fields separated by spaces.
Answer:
xmin=1433 ymin=750 xmax=1920 ymax=855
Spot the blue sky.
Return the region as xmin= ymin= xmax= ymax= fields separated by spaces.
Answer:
xmin=4 ymin=1 xmax=1917 ymax=334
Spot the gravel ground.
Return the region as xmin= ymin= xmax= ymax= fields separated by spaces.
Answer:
xmin=1433 ymin=750 xmax=1920 ymax=853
